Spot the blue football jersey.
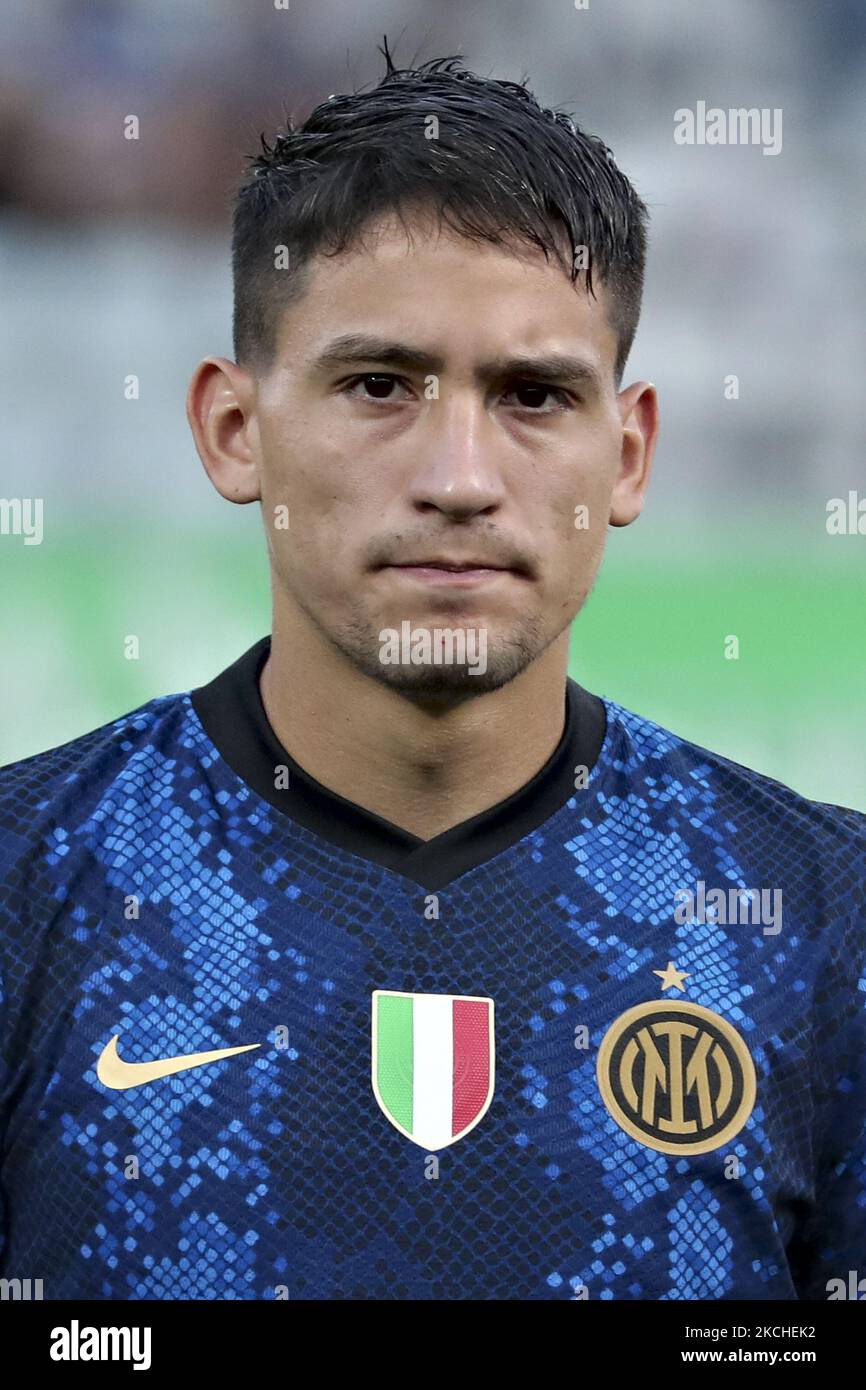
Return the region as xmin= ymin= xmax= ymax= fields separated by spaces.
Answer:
xmin=1 ymin=636 xmax=864 ymax=1300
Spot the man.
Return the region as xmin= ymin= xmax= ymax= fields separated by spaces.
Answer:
xmin=1 ymin=49 xmax=863 ymax=1301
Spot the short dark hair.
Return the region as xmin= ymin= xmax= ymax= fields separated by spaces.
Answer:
xmin=231 ymin=42 xmax=649 ymax=385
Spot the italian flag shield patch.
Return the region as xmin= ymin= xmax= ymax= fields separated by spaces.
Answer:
xmin=372 ymin=991 xmax=495 ymax=1151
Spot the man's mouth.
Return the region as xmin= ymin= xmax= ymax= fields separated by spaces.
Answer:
xmin=379 ymin=559 xmax=529 ymax=587
xmin=395 ymin=559 xmax=504 ymax=571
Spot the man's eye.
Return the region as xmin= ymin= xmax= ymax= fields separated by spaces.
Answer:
xmin=343 ymin=374 xmax=410 ymax=401
xmin=504 ymin=382 xmax=571 ymax=411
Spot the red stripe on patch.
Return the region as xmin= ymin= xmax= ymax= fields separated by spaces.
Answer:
xmin=452 ymin=999 xmax=490 ymax=1135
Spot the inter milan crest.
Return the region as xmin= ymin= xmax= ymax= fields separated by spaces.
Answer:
xmin=372 ymin=991 xmax=495 ymax=1151
xmin=596 ymin=999 xmax=756 ymax=1155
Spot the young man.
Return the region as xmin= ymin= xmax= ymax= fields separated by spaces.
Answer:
xmin=1 ymin=51 xmax=863 ymax=1302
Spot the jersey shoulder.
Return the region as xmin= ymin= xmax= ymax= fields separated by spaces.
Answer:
xmin=601 ymin=694 xmax=866 ymax=856
xmin=0 ymin=690 xmax=198 ymax=875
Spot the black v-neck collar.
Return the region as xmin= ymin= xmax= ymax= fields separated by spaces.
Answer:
xmin=190 ymin=636 xmax=607 ymax=891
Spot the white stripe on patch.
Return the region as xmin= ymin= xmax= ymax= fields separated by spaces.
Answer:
xmin=412 ymin=994 xmax=453 ymax=1151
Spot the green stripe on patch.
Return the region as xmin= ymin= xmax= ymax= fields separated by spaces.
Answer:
xmin=376 ymin=994 xmax=413 ymax=1132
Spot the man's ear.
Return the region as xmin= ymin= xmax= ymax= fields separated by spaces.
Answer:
xmin=610 ymin=380 xmax=659 ymax=527
xmin=186 ymin=357 xmax=262 ymax=504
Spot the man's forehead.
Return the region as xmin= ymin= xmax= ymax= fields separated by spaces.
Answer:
xmin=311 ymin=207 xmax=578 ymax=284
xmin=282 ymin=213 xmax=618 ymax=373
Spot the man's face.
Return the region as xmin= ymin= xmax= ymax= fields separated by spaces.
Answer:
xmin=248 ymin=212 xmax=652 ymax=698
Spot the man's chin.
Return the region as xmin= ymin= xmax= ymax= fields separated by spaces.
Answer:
xmin=372 ymin=661 xmax=515 ymax=699
xmin=325 ymin=612 xmax=550 ymax=701
xmin=350 ymin=640 xmax=545 ymax=701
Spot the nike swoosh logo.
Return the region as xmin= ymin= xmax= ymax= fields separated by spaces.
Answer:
xmin=96 ymin=1033 xmax=261 ymax=1090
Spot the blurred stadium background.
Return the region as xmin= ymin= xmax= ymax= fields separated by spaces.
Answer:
xmin=1 ymin=0 xmax=864 ymax=809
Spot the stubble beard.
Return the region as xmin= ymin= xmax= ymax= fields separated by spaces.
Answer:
xmin=332 ymin=607 xmax=552 ymax=701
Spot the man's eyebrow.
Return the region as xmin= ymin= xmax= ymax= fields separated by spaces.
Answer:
xmin=310 ymin=334 xmax=603 ymax=392
xmin=311 ymin=335 xmax=444 ymax=375
xmin=490 ymin=353 xmax=603 ymax=393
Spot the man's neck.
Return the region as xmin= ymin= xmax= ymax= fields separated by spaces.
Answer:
xmin=259 ymin=611 xmax=572 ymax=841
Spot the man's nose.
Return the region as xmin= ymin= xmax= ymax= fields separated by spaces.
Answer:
xmin=406 ymin=390 xmax=507 ymax=518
